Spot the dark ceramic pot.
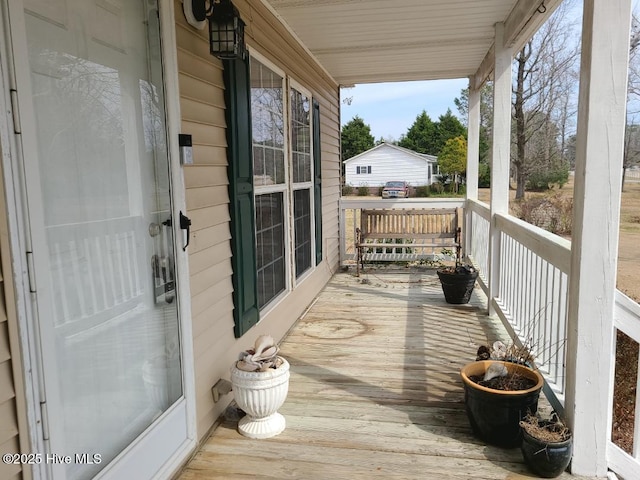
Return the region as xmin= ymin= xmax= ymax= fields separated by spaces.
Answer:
xmin=437 ymin=268 xmax=479 ymax=304
xmin=460 ymin=361 xmax=544 ymax=448
xmin=521 ymin=421 xmax=573 ymax=478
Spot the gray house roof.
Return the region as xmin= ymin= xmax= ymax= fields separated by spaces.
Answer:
xmin=343 ymin=143 xmax=437 ymax=164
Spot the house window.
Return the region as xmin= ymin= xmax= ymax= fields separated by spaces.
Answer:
xmin=249 ymin=55 xmax=317 ymax=309
xmin=251 ymin=57 xmax=287 ymax=308
xmin=291 ymin=86 xmax=313 ymax=278
xmin=255 ymin=193 xmax=286 ymax=308
xmin=357 ymin=166 xmax=371 ymax=174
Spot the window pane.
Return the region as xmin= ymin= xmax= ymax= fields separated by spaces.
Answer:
xmin=291 ymin=88 xmax=311 ymax=183
xmin=255 ymin=193 xmax=286 ymax=308
xmin=251 ymin=58 xmax=285 ymax=185
xmin=294 ymin=189 xmax=312 ymax=278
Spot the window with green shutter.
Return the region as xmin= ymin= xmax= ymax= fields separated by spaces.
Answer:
xmin=225 ymin=51 xmax=324 ymax=336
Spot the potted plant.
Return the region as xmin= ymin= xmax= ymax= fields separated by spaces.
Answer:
xmin=230 ymin=335 xmax=290 ymax=439
xmin=459 ymin=342 xmax=544 ymax=448
xmin=520 ymin=413 xmax=573 ymax=478
xmin=436 ymin=236 xmax=479 ymax=304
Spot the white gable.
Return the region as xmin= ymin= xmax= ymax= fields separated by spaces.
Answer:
xmin=344 ymin=144 xmax=437 ymax=187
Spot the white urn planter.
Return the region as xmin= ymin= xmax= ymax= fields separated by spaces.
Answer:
xmin=230 ymin=357 xmax=290 ymax=439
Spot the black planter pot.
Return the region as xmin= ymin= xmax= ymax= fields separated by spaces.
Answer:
xmin=521 ymin=422 xmax=573 ymax=478
xmin=460 ymin=361 xmax=544 ymax=448
xmin=437 ymin=268 xmax=479 ymax=304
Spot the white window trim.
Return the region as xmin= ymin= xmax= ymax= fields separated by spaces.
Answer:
xmin=288 ymin=78 xmax=316 ymax=286
xmin=249 ymin=50 xmax=293 ymax=309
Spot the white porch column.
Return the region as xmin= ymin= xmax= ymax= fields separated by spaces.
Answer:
xmin=565 ymin=0 xmax=632 ymax=476
xmin=488 ymin=23 xmax=511 ymax=314
xmin=466 ymin=81 xmax=480 ymax=202
xmin=464 ymin=81 xmax=480 ymax=256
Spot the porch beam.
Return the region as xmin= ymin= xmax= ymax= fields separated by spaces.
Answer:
xmin=473 ymin=0 xmax=562 ymax=90
xmin=565 ymin=0 xmax=632 ymax=476
xmin=503 ymin=0 xmax=562 ymax=51
xmin=487 ymin=23 xmax=511 ymax=314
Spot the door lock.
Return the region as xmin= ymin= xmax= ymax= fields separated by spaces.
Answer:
xmin=179 ymin=211 xmax=192 ymax=251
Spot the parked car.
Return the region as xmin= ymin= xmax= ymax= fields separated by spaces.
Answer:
xmin=381 ymin=181 xmax=409 ymax=198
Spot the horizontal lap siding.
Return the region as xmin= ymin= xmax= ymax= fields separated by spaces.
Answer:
xmin=173 ymin=0 xmax=340 ymax=440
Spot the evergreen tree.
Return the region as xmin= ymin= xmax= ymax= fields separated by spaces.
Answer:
xmin=435 ymin=109 xmax=467 ymax=154
xmin=341 ymin=116 xmax=375 ymax=161
xmin=398 ymin=111 xmax=437 ymax=154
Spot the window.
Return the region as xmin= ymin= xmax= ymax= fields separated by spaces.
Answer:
xmin=249 ymin=56 xmax=317 ymax=309
xmin=255 ymin=193 xmax=286 ymax=308
xmin=357 ymin=165 xmax=371 ymax=174
xmin=225 ymin=52 xmax=323 ymax=336
xmin=251 ymin=57 xmax=287 ymax=308
xmin=291 ymin=86 xmax=313 ymax=279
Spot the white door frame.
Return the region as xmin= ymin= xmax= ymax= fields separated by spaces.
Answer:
xmin=0 ymin=0 xmax=196 ymax=478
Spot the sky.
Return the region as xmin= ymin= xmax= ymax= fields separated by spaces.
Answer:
xmin=340 ymin=78 xmax=469 ymax=142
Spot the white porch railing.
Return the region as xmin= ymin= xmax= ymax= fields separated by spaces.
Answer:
xmin=492 ymin=212 xmax=571 ymax=410
xmin=465 ymin=199 xmax=570 ymax=409
xmin=609 ymin=291 xmax=640 ymax=479
xmin=339 ymin=196 xmax=640 ymax=477
xmin=464 ymin=199 xmax=640 ymax=479
xmin=466 ymin=200 xmax=490 ymax=294
xmin=339 ymin=197 xmax=465 ymax=265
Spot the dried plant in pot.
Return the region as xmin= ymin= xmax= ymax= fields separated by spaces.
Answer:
xmin=436 ymin=242 xmax=479 ymax=304
xmin=520 ymin=413 xmax=573 ymax=478
xmin=230 ymin=335 xmax=290 ymax=439
xmin=459 ymin=341 xmax=544 ymax=448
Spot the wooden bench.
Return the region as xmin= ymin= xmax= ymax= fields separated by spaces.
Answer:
xmin=355 ymin=207 xmax=462 ymax=276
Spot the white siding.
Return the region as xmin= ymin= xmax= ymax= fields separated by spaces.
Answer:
xmin=344 ymin=145 xmax=434 ymax=187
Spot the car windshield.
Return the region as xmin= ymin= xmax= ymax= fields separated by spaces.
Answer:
xmin=385 ymin=182 xmax=405 ymax=188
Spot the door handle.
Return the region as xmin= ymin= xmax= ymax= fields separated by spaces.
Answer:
xmin=179 ymin=211 xmax=192 ymax=251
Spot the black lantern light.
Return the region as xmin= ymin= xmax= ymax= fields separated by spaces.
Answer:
xmin=186 ymin=0 xmax=246 ymax=60
xmin=209 ymin=0 xmax=245 ymax=59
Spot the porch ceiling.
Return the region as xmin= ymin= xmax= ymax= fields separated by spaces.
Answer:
xmin=265 ymin=0 xmax=561 ymax=86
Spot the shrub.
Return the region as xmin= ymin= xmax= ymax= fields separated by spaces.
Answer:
xmin=526 ymin=164 xmax=570 ymax=191
xmin=414 ymin=185 xmax=430 ymax=197
xmin=478 ymin=162 xmax=491 ymax=187
xmin=342 ymin=184 xmax=354 ymax=195
xmin=430 ymin=182 xmax=444 ymax=194
xmin=378 ymin=186 xmax=384 ymax=196
xmin=513 ymin=192 xmax=573 ymax=235
xmin=357 ymin=184 xmax=370 ymax=196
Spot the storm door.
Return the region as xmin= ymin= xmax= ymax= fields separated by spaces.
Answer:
xmin=6 ymin=0 xmax=187 ymax=478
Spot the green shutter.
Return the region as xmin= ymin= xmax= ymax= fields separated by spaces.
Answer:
xmin=313 ymin=99 xmax=323 ymax=265
xmin=224 ymin=56 xmax=259 ymax=338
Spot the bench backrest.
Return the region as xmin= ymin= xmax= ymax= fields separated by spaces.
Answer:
xmin=359 ymin=207 xmax=462 ymax=241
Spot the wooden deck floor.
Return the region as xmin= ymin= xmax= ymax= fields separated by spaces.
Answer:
xmin=179 ymin=268 xmax=593 ymax=480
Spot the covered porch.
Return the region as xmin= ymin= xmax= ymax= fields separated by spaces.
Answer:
xmin=179 ymin=269 xmax=594 ymax=479
xmin=179 ymin=0 xmax=637 ymax=477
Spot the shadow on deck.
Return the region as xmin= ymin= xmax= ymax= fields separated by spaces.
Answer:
xmin=179 ymin=267 xmax=592 ymax=480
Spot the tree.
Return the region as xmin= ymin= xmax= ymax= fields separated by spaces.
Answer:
xmin=341 ymin=116 xmax=375 ymax=162
xmin=623 ymin=122 xmax=640 ymax=191
xmin=624 ymin=10 xmax=640 ymax=191
xmin=436 ymin=109 xmax=467 ymax=154
xmin=398 ymin=111 xmax=437 ymax=154
xmin=512 ymin=2 xmax=579 ymax=199
xmin=438 ymin=136 xmax=467 ymax=192
xmin=455 ymin=83 xmax=494 ymax=186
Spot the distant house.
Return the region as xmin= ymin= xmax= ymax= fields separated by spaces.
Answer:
xmin=343 ymin=143 xmax=438 ymax=187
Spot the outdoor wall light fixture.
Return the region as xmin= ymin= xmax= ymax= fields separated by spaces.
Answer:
xmin=183 ymin=0 xmax=246 ymax=60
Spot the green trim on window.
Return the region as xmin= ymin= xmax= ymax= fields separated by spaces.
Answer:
xmin=313 ymin=99 xmax=323 ymax=265
xmin=224 ymin=56 xmax=259 ymax=338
